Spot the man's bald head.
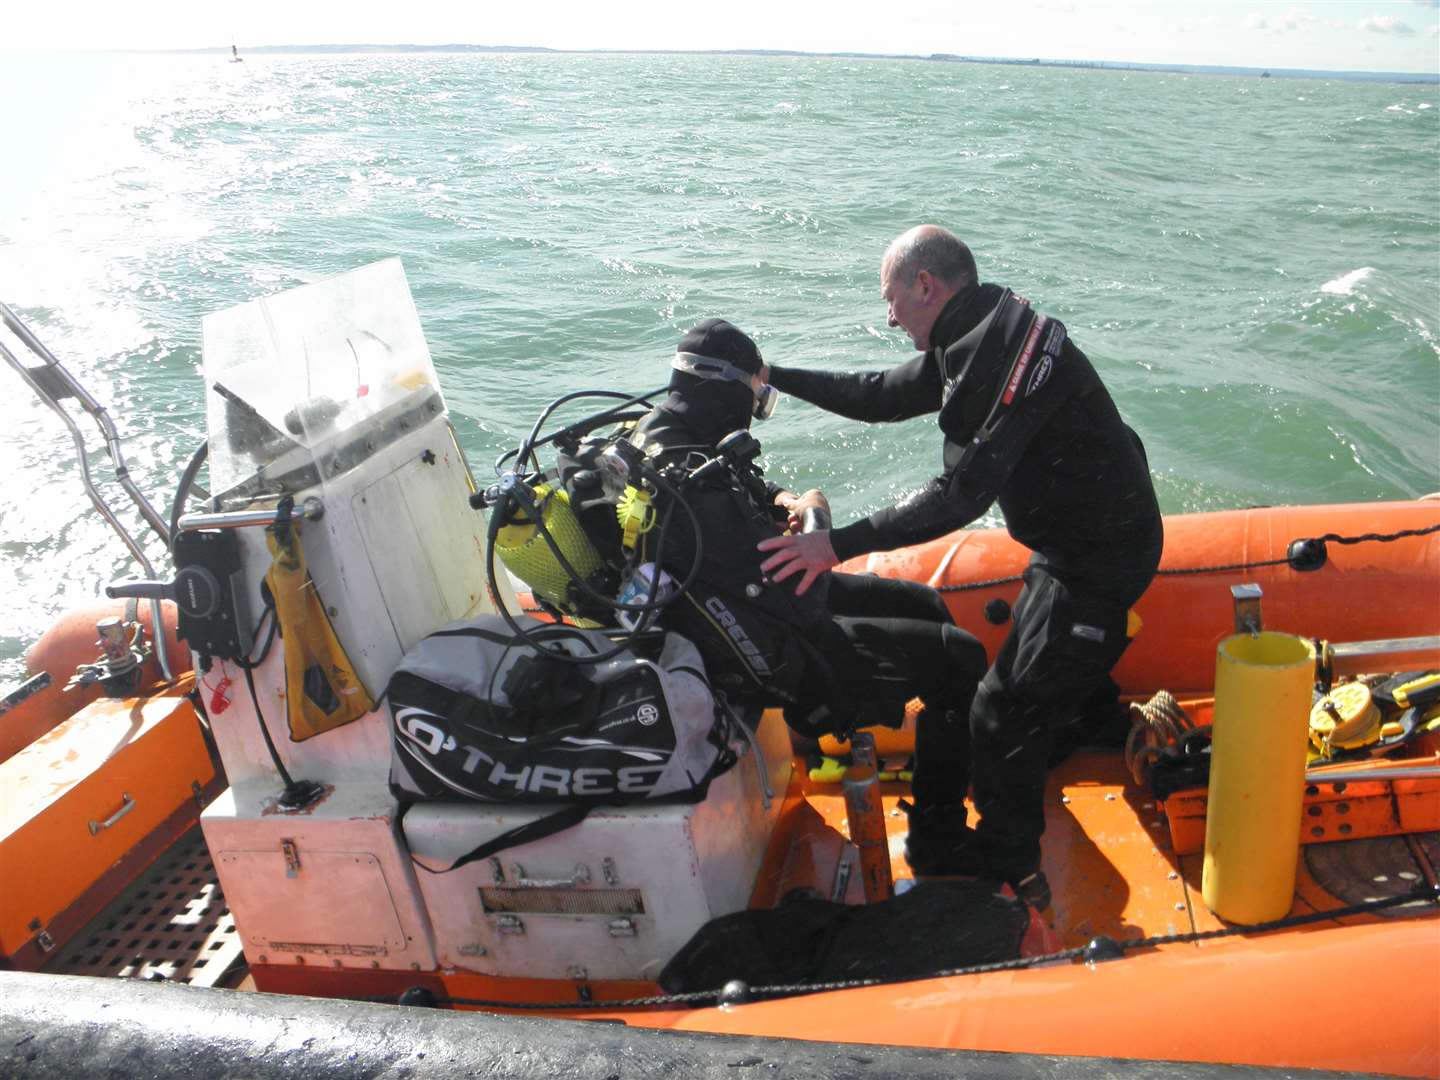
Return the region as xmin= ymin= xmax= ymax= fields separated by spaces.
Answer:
xmin=882 ymin=226 xmax=977 ymax=292
xmin=879 ymin=226 xmax=978 ymax=351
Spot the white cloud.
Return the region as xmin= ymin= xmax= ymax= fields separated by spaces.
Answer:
xmin=1246 ymin=7 xmax=1317 ymax=32
xmin=1359 ymin=14 xmax=1416 ymax=33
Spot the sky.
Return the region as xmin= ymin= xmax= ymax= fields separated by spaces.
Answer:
xmin=2 ymin=0 xmax=1438 ymax=73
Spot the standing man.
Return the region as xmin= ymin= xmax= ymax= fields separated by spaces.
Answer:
xmin=758 ymin=226 xmax=1163 ymax=905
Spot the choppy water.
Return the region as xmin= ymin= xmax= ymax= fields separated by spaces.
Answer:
xmin=1 ymin=52 xmax=1437 ymax=686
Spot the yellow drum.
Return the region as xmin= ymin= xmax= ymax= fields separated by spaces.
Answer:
xmin=1201 ymin=632 xmax=1314 ymax=925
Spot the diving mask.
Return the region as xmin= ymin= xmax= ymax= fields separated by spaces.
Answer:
xmin=672 ymin=351 xmax=779 ymax=420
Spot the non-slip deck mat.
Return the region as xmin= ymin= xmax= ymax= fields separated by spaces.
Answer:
xmin=46 ymin=826 xmax=243 ymax=986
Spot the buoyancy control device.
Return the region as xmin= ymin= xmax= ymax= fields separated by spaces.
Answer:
xmin=471 ymin=383 xmax=843 ymax=752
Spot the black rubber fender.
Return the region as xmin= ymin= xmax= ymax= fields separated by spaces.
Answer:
xmin=0 ymin=971 xmax=1357 ymax=1079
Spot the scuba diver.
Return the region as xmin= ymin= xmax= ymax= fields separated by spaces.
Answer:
xmin=613 ymin=318 xmax=989 ymax=876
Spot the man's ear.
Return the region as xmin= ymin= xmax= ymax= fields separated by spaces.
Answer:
xmin=914 ymin=268 xmax=934 ymax=302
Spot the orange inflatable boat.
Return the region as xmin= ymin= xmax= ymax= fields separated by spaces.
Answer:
xmin=3 ymin=499 xmax=1437 ymax=1079
xmin=2 ymin=276 xmax=1436 ymax=1078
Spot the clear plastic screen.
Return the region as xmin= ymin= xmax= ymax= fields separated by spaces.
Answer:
xmin=200 ymin=258 xmax=443 ymax=506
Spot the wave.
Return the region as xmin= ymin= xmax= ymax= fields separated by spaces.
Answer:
xmin=1319 ymin=267 xmax=1375 ymax=296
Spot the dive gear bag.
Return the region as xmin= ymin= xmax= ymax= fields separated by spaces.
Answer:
xmin=388 ymin=615 xmax=737 ymax=804
xmin=659 ymin=877 xmax=1030 ymax=993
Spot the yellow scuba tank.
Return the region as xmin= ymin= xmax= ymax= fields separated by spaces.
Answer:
xmin=493 ymin=483 xmax=605 ymax=613
xmin=264 ymin=522 xmax=375 ymax=741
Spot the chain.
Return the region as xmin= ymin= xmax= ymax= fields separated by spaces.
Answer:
xmin=936 ymin=573 xmax=1024 ymax=592
xmin=1118 ymin=883 xmax=1439 ymax=951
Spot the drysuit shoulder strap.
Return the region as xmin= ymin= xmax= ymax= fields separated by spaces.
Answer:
xmin=937 ymin=291 xmax=1068 ymax=469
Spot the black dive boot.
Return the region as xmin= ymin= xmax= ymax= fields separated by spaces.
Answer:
xmin=976 ymin=842 xmax=1052 ymax=912
xmin=899 ymin=800 xmax=985 ymax=879
xmin=906 ymin=803 xmax=1053 ymax=910
xmin=1009 ymin=869 xmax=1052 ymax=912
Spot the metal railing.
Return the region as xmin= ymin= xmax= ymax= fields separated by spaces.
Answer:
xmin=0 ymin=301 xmax=175 ymax=682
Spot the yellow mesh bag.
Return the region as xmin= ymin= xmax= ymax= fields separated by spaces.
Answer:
xmin=494 ymin=484 xmax=603 ymax=612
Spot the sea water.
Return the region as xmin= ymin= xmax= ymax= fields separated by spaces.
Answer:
xmin=0 ymin=52 xmax=1436 ymax=684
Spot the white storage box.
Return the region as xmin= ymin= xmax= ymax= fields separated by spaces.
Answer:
xmin=203 ymin=782 xmax=437 ymax=972
xmin=403 ymin=710 xmax=793 ymax=982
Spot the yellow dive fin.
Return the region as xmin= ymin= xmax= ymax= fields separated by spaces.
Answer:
xmin=265 ymin=523 xmax=374 ymax=741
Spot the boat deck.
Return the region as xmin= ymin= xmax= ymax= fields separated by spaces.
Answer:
xmin=42 ymin=828 xmax=244 ymax=989
xmin=42 ymin=746 xmax=1438 ymax=990
xmin=805 ymin=747 xmax=1438 ymax=950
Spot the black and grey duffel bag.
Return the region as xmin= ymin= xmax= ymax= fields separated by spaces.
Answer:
xmin=387 ymin=615 xmax=738 ymax=807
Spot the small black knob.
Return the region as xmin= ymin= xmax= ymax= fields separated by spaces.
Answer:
xmin=984 ymin=597 xmax=1012 ymax=625
xmin=1083 ymin=935 xmax=1125 ymax=963
xmin=718 ymin=979 xmax=751 ymax=1006
xmin=1287 ymin=537 xmax=1328 ymax=572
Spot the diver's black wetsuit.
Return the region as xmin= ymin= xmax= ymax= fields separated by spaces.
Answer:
xmin=631 ymin=397 xmax=985 ymax=810
xmin=768 ymin=283 xmax=1163 ymax=877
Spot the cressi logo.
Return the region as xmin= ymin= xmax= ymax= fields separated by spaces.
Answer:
xmin=703 ymin=596 xmax=774 ymax=677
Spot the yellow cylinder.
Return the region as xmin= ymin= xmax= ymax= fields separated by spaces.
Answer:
xmin=1201 ymin=632 xmax=1314 ymax=925
xmin=494 ymin=485 xmax=602 ymax=612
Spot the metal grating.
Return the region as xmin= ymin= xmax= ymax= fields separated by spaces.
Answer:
xmin=1304 ymin=833 xmax=1437 ymax=919
xmin=479 ymin=886 xmax=645 ymax=916
xmin=46 ymin=826 xmax=244 ymax=987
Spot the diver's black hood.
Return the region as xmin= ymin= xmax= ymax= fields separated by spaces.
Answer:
xmin=659 ymin=318 xmax=764 ymax=447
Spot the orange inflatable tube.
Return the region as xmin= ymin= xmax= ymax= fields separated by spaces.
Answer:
xmin=851 ymin=500 xmax=1440 ymax=695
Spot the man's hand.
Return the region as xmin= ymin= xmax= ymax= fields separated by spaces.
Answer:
xmin=772 ymin=488 xmax=831 ymax=533
xmin=757 ymin=530 xmax=838 ymax=596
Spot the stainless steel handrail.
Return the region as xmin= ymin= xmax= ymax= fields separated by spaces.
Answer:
xmin=0 ymin=304 xmax=175 ymax=682
xmin=176 ymin=498 xmax=325 ymax=534
xmin=1329 ymin=635 xmax=1440 ymax=677
xmin=1 ymin=301 xmax=172 ymax=545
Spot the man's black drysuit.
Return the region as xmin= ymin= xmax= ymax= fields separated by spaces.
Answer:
xmin=629 ymin=388 xmax=985 ymax=813
xmin=768 ymin=283 xmax=1164 ymax=879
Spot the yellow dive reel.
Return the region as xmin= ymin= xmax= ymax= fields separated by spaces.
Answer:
xmin=1309 ymin=672 xmax=1440 ymax=762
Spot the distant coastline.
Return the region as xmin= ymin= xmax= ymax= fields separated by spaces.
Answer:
xmin=169 ymin=43 xmax=1440 ymax=84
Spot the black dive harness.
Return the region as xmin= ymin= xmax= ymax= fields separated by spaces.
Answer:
xmin=936 ymin=289 xmax=1069 ymax=470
